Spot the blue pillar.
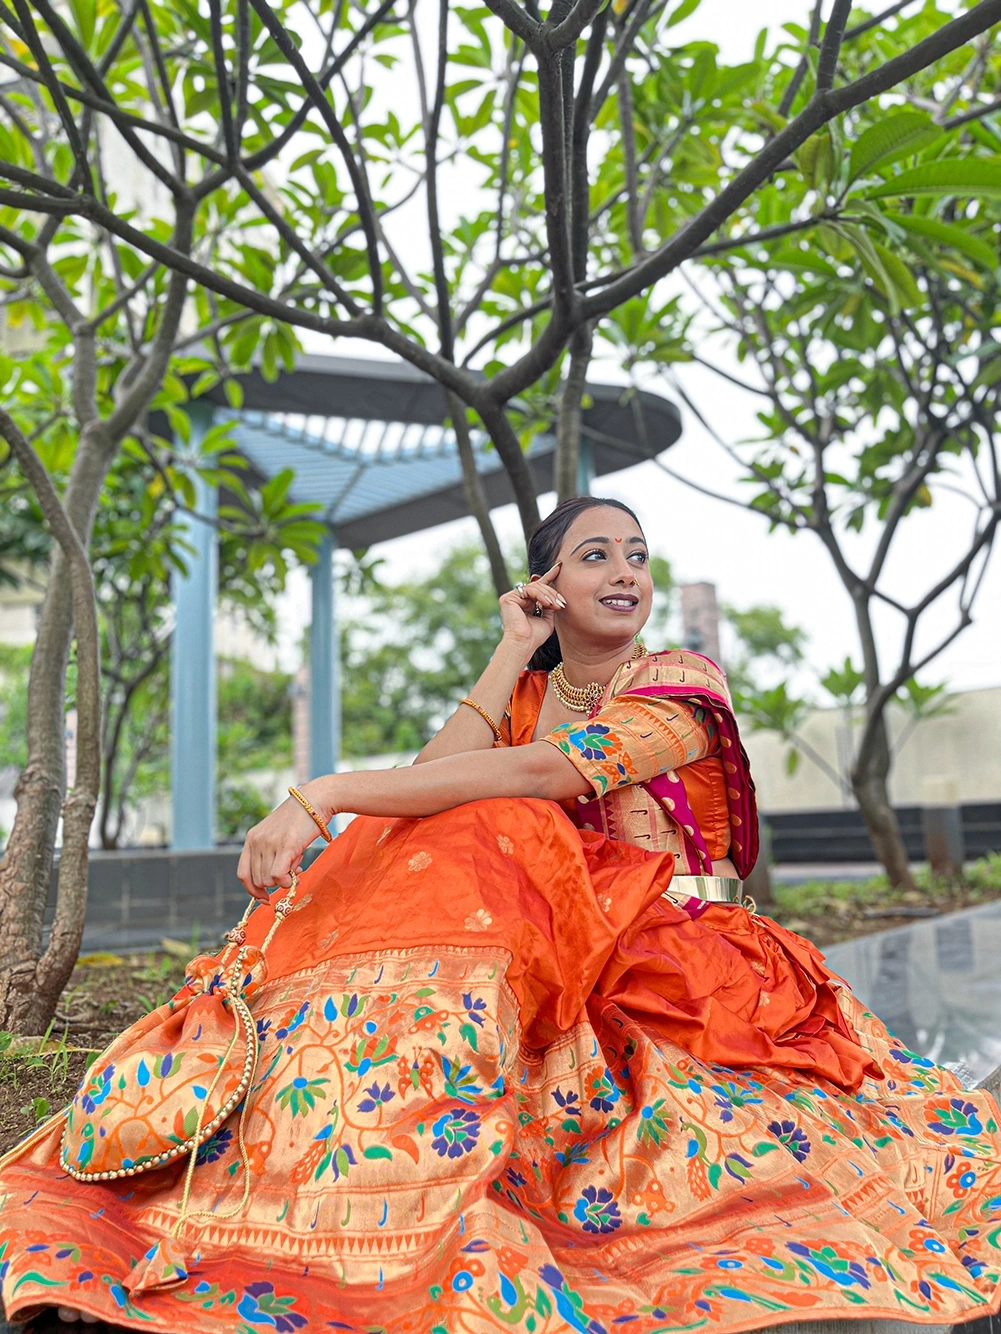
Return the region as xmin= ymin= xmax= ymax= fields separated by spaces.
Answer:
xmin=310 ymin=530 xmax=340 ymax=778
xmin=577 ymin=435 xmax=594 ymax=496
xmin=171 ymin=403 xmax=217 ymax=850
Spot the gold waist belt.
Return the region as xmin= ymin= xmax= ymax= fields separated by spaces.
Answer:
xmin=664 ymin=875 xmax=743 ymax=904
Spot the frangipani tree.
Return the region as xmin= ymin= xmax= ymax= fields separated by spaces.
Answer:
xmin=601 ymin=8 xmax=1001 ymax=885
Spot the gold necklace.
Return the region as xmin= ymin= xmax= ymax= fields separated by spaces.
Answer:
xmin=549 ymin=641 xmax=647 ymax=714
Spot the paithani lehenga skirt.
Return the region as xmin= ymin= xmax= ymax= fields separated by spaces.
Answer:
xmin=2 ymin=797 xmax=1000 ymax=1333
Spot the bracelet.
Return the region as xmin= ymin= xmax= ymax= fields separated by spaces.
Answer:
xmin=288 ymin=785 xmax=334 ymax=843
xmin=459 ymin=696 xmax=503 ymax=742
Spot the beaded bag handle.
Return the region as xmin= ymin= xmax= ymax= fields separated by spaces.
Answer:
xmin=58 ymin=872 xmax=300 ymax=1205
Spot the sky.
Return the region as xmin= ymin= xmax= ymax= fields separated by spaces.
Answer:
xmin=273 ymin=0 xmax=1001 ymax=698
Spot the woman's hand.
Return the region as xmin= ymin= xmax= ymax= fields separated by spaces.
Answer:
xmin=498 ymin=563 xmax=564 ymax=659
xmin=237 ymin=793 xmax=328 ymax=901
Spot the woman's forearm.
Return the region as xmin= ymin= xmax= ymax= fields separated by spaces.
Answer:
xmin=306 ymin=740 xmax=589 ymax=818
xmin=414 ymin=638 xmax=530 ymax=764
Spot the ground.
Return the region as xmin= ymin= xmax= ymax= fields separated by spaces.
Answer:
xmin=0 ymin=945 xmax=188 ymax=1158
xmin=1 ymin=856 xmax=1000 ymax=1158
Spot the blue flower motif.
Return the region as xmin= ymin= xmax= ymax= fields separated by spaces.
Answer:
xmin=256 ymin=1018 xmax=272 ymax=1042
xmin=588 ymin=1067 xmax=621 ymax=1113
xmin=554 ymin=1140 xmax=591 ymax=1167
xmin=237 ymin=1281 xmax=308 ymax=1332
xmin=714 ymin=1092 xmax=734 ymax=1122
xmin=928 ymin=1097 xmax=984 ymax=1137
xmin=768 ymin=1119 xmax=812 ymax=1162
xmin=196 ymin=1125 xmax=233 ymax=1165
xmin=573 ymin=1184 xmax=621 ymax=1235
xmin=80 ymin=1064 xmax=115 ymax=1114
xmin=431 ymin=1108 xmax=480 ymax=1158
xmin=506 ymin=1167 xmax=527 ymax=1189
xmin=462 ymin=992 xmax=487 ymax=1028
xmin=552 ymin=1088 xmax=581 ymax=1112
xmin=564 ymin=722 xmax=614 ymax=762
xmin=787 ymin=1243 xmax=870 ymax=1290
xmin=357 ymin=1082 xmax=395 ymax=1114
xmin=275 ymin=1001 xmax=309 ymax=1042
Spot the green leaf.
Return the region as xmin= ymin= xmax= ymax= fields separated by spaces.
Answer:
xmin=882 ymin=211 xmax=997 ymax=271
xmin=866 ymin=158 xmax=1001 ymax=201
xmin=870 ymin=241 xmax=922 ymax=310
xmin=848 ymin=112 xmax=940 ymax=184
xmin=666 ymin=0 xmax=700 ymax=27
xmin=362 ymin=1145 xmax=393 ymax=1159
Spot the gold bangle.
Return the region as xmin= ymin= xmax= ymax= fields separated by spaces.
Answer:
xmin=459 ymin=696 xmax=502 ymax=742
xmin=288 ymin=786 xmax=334 ymax=843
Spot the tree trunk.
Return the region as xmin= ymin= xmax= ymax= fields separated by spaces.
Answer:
xmin=851 ymin=711 xmax=916 ymax=890
xmin=554 ymin=323 xmax=593 ymax=504
xmin=0 ymin=423 xmax=111 ymax=1032
xmin=446 ymin=391 xmax=511 ymax=597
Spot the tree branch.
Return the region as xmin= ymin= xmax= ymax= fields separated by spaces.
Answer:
xmin=544 ymin=0 xmax=604 ymax=51
xmin=583 ymin=0 xmax=1001 ymax=324
xmin=817 ymin=0 xmax=855 ymax=94
xmin=777 ymin=0 xmax=823 ymax=119
xmin=245 ymin=0 xmax=384 ymax=314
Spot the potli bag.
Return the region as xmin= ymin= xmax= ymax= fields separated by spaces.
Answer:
xmin=58 ymin=874 xmax=301 ymax=1297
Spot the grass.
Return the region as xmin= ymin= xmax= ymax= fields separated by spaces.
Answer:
xmin=769 ymin=853 xmax=1001 ymax=947
xmin=0 ymin=935 xmax=198 ymax=1155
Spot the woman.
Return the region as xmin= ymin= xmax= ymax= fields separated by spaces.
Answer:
xmin=2 ymin=496 xmax=1000 ymax=1334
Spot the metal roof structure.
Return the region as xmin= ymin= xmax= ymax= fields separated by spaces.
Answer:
xmin=204 ymin=354 xmax=682 ymax=547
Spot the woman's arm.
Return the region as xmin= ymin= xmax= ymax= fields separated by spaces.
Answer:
xmin=237 ymin=741 xmax=588 ymax=897
xmin=413 ymin=564 xmax=564 ymax=764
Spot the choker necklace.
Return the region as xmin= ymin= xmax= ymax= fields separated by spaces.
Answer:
xmin=549 ymin=640 xmax=647 ymax=714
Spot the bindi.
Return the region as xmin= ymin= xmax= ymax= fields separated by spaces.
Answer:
xmin=614 ymin=537 xmax=622 ymax=543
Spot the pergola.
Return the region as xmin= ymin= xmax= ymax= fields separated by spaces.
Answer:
xmin=171 ymin=353 xmax=682 ymax=849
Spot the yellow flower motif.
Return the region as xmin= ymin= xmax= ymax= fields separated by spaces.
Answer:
xmin=496 ymin=834 xmax=514 ymax=856
xmin=464 ymin=908 xmax=493 ymax=931
xmin=408 ymin=851 xmax=432 ymax=872
xmin=377 ymin=824 xmax=393 ymax=844
xmin=598 ymin=895 xmax=613 ymax=914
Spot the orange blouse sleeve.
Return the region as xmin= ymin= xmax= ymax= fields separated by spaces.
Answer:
xmin=541 ymin=695 xmax=718 ymax=798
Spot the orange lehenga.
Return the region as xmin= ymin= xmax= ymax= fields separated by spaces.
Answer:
xmin=2 ymin=649 xmax=1001 ymax=1334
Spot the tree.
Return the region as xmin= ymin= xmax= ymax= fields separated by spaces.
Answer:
xmin=1 ymin=440 xmax=322 ymax=848
xmin=609 ymin=13 xmax=1001 ymax=885
xmin=0 ymin=0 xmax=999 ymax=1025
xmin=0 ymin=342 xmax=321 ymax=1030
xmin=0 ymin=0 xmax=996 ymax=557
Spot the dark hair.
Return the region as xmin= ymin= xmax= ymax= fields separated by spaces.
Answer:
xmin=526 ymin=496 xmax=644 ymax=671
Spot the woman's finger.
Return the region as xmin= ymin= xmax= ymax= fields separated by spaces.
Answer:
xmin=267 ymin=848 xmax=295 ymax=891
xmin=237 ymin=844 xmax=260 ymax=899
xmin=525 ymin=581 xmax=565 ymax=608
xmin=538 ymin=562 xmax=562 ymax=585
xmin=251 ymin=837 xmax=273 ymax=899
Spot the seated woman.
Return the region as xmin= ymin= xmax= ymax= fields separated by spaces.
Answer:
xmin=2 ymin=496 xmax=1000 ymax=1334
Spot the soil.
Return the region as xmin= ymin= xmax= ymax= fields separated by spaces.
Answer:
xmin=0 ymin=947 xmax=189 ymax=1158
xmin=766 ymin=881 xmax=1001 ymax=949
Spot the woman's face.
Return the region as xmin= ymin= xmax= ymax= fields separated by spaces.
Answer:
xmin=547 ymin=505 xmax=653 ymax=649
